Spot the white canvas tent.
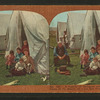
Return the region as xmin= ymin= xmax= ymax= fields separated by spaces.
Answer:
xmin=67 ymin=12 xmax=86 ymax=49
xmin=0 ymin=13 xmax=11 ymax=50
xmin=80 ymin=10 xmax=100 ymax=55
xmin=5 ymin=11 xmax=49 ymax=75
xmin=57 ymin=22 xmax=67 ymax=45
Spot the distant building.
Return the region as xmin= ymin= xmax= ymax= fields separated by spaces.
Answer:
xmin=49 ymin=27 xmax=57 ymax=36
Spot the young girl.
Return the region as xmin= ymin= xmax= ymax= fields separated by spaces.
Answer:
xmin=22 ymin=40 xmax=29 ymax=54
xmin=5 ymin=50 xmax=15 ymax=69
xmin=80 ymin=49 xmax=89 ymax=69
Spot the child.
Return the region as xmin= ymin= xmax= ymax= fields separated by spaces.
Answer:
xmin=15 ymin=58 xmax=26 ymax=72
xmin=89 ymin=47 xmax=98 ymax=62
xmin=22 ymin=40 xmax=29 ymax=54
xmin=6 ymin=58 xmax=27 ymax=77
xmin=5 ymin=50 xmax=15 ymax=69
xmin=89 ymin=57 xmax=100 ymax=71
xmin=80 ymin=49 xmax=89 ymax=69
xmin=96 ymin=40 xmax=100 ymax=52
xmin=15 ymin=47 xmax=24 ymax=62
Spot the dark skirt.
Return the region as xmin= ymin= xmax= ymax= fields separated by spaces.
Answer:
xmin=84 ymin=67 xmax=100 ymax=75
xmin=54 ymin=55 xmax=70 ymax=66
xmin=10 ymin=68 xmax=26 ymax=76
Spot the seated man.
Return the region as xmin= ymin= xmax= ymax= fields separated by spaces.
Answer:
xmin=54 ymin=41 xmax=72 ymax=66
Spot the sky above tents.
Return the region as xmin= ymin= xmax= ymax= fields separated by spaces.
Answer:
xmin=0 ymin=11 xmax=13 ymax=14
xmin=50 ymin=10 xmax=87 ymax=27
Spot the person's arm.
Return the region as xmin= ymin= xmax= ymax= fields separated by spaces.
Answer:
xmin=61 ymin=55 xmax=66 ymax=59
xmin=89 ymin=61 xmax=94 ymax=69
xmin=14 ymin=54 xmax=17 ymax=61
xmin=21 ymin=53 xmax=24 ymax=58
xmin=54 ymin=47 xmax=62 ymax=59
xmin=61 ymin=46 xmax=68 ymax=59
xmin=88 ymin=52 xmax=92 ymax=61
xmin=15 ymin=62 xmax=19 ymax=70
xmin=54 ymin=47 xmax=58 ymax=56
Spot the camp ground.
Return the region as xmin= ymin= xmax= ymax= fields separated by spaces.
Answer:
xmin=80 ymin=10 xmax=100 ymax=55
xmin=0 ymin=10 xmax=49 ymax=85
xmin=49 ymin=10 xmax=100 ymax=85
xmin=67 ymin=12 xmax=86 ymax=49
xmin=0 ymin=13 xmax=11 ymax=51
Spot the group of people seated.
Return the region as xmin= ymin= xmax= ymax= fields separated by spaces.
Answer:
xmin=5 ymin=40 xmax=35 ymax=77
xmin=80 ymin=40 xmax=100 ymax=76
xmin=54 ymin=39 xmax=100 ymax=76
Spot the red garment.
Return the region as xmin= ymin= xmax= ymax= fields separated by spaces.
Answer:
xmin=80 ymin=54 xmax=89 ymax=65
xmin=6 ymin=54 xmax=15 ymax=66
xmin=96 ymin=44 xmax=100 ymax=52
xmin=22 ymin=45 xmax=29 ymax=53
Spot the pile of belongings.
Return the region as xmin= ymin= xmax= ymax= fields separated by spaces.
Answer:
xmin=56 ymin=65 xmax=71 ymax=75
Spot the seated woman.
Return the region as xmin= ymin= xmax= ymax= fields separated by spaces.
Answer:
xmin=22 ymin=40 xmax=29 ymax=54
xmin=54 ymin=41 xmax=72 ymax=66
xmin=6 ymin=58 xmax=27 ymax=77
xmin=15 ymin=47 xmax=24 ymax=62
xmin=22 ymin=48 xmax=35 ymax=74
xmin=80 ymin=57 xmax=100 ymax=76
xmin=80 ymin=49 xmax=89 ymax=69
xmin=5 ymin=50 xmax=15 ymax=69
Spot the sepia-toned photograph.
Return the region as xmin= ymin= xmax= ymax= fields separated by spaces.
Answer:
xmin=0 ymin=10 xmax=49 ymax=85
xmin=50 ymin=10 xmax=100 ymax=85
